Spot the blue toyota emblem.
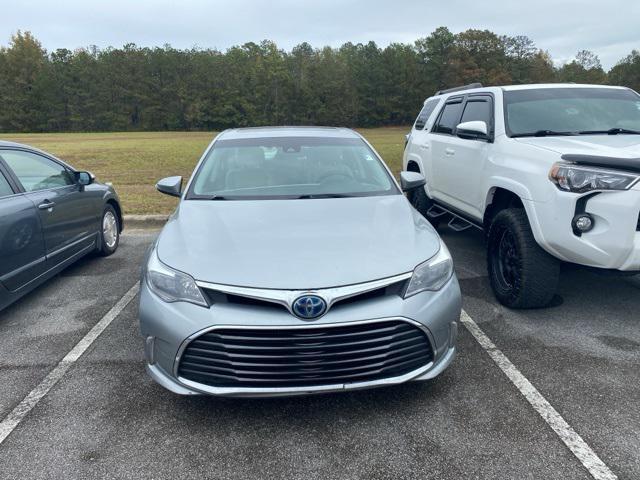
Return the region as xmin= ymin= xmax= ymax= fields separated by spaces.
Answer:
xmin=292 ymin=295 xmax=327 ymax=320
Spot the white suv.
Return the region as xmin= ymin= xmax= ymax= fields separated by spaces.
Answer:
xmin=404 ymin=83 xmax=640 ymax=308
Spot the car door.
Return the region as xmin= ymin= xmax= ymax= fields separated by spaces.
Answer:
xmin=428 ymin=96 xmax=465 ymax=209
xmin=428 ymin=95 xmax=493 ymax=219
xmin=0 ymin=160 xmax=47 ymax=292
xmin=1 ymin=149 xmax=97 ymax=268
xmin=405 ymin=98 xmax=441 ymax=176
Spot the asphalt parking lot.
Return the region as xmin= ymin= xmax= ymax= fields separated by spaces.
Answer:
xmin=0 ymin=227 xmax=638 ymax=480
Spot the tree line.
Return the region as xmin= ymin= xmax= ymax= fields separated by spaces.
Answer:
xmin=0 ymin=28 xmax=638 ymax=132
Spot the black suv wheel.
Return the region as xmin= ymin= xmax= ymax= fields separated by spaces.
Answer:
xmin=487 ymin=208 xmax=559 ymax=308
xmin=410 ymin=187 xmax=440 ymax=228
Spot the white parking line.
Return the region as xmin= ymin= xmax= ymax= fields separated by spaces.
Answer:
xmin=0 ymin=282 xmax=140 ymax=446
xmin=460 ymin=310 xmax=618 ymax=480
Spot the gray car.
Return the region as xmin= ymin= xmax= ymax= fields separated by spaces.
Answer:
xmin=0 ymin=141 xmax=123 ymax=311
xmin=139 ymin=127 xmax=461 ymax=397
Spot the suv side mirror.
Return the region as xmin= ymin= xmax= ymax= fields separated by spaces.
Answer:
xmin=156 ymin=176 xmax=183 ymax=197
xmin=456 ymin=121 xmax=489 ymax=140
xmin=400 ymin=171 xmax=426 ymax=192
xmin=76 ymin=171 xmax=95 ymax=187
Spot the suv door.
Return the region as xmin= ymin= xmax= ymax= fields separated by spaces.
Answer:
xmin=2 ymin=149 xmax=97 ymax=268
xmin=429 ymin=94 xmax=493 ymax=219
xmin=405 ymin=98 xmax=440 ymax=175
xmin=0 ymin=161 xmax=47 ymax=292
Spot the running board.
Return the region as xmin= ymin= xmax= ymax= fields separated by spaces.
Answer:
xmin=426 ymin=205 xmax=448 ymax=219
xmin=448 ymin=217 xmax=472 ymax=232
xmin=430 ymin=202 xmax=483 ymax=232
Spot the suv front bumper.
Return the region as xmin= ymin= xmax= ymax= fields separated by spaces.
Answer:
xmin=529 ymin=184 xmax=640 ymax=271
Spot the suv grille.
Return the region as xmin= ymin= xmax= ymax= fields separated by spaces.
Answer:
xmin=177 ymin=320 xmax=433 ymax=389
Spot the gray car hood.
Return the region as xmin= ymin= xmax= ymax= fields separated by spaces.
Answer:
xmin=156 ymin=195 xmax=439 ymax=289
xmin=515 ymin=135 xmax=640 ymax=158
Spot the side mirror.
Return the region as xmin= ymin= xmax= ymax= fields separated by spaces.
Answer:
xmin=156 ymin=176 xmax=183 ymax=197
xmin=76 ymin=171 xmax=95 ymax=187
xmin=400 ymin=171 xmax=426 ymax=192
xmin=456 ymin=121 xmax=489 ymax=140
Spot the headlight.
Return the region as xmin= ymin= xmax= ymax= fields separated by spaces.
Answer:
xmin=145 ymin=248 xmax=208 ymax=307
xmin=404 ymin=240 xmax=454 ymax=298
xmin=549 ymin=163 xmax=640 ymax=193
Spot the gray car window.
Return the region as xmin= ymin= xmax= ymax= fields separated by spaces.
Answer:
xmin=2 ymin=150 xmax=74 ymax=192
xmin=0 ymin=170 xmax=13 ymax=197
xmin=190 ymin=137 xmax=398 ymax=199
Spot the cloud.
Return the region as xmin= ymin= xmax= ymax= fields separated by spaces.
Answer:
xmin=1 ymin=0 xmax=636 ymax=69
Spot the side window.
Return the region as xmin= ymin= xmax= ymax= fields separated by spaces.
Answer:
xmin=432 ymin=100 xmax=464 ymax=135
xmin=0 ymin=170 xmax=14 ymax=198
xmin=2 ymin=151 xmax=74 ymax=192
xmin=414 ymin=99 xmax=440 ymax=130
xmin=461 ymin=98 xmax=493 ymax=126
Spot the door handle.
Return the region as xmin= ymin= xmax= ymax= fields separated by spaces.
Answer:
xmin=420 ymin=143 xmax=430 ymax=150
xmin=445 ymin=148 xmax=455 ymax=156
xmin=38 ymin=200 xmax=55 ymax=210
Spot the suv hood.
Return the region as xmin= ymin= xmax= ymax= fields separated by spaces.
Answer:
xmin=156 ymin=196 xmax=439 ymax=289
xmin=515 ymin=135 xmax=640 ymax=159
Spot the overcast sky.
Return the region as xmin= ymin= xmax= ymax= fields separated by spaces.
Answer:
xmin=1 ymin=0 xmax=637 ymax=69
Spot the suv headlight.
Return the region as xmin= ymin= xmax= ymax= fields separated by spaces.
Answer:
xmin=549 ymin=163 xmax=640 ymax=193
xmin=404 ymin=240 xmax=454 ymax=298
xmin=145 ymin=248 xmax=208 ymax=307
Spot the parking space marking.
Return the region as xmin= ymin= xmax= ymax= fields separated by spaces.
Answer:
xmin=0 ymin=282 xmax=140 ymax=446
xmin=460 ymin=310 xmax=617 ymax=480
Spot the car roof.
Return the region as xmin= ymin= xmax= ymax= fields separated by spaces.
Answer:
xmin=500 ymin=83 xmax=629 ymax=91
xmin=423 ymin=83 xmax=631 ymax=105
xmin=0 ymin=140 xmax=31 ymax=148
xmin=217 ymin=126 xmax=361 ymax=140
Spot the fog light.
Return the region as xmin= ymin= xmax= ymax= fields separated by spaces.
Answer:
xmin=573 ymin=214 xmax=594 ymax=233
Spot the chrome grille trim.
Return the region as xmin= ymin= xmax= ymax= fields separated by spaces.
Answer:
xmin=195 ymin=272 xmax=412 ymax=317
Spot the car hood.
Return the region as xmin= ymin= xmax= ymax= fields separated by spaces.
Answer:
xmin=156 ymin=195 xmax=440 ymax=289
xmin=515 ymin=135 xmax=640 ymax=158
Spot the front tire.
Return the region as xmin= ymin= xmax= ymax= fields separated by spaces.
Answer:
xmin=487 ymin=208 xmax=559 ymax=309
xmin=410 ymin=187 xmax=440 ymax=228
xmin=98 ymin=205 xmax=120 ymax=256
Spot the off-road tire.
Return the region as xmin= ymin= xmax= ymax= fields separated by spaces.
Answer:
xmin=487 ymin=208 xmax=560 ymax=308
xmin=410 ymin=187 xmax=440 ymax=228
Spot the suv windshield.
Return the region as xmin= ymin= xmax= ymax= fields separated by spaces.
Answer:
xmin=188 ymin=136 xmax=398 ymax=199
xmin=504 ymin=88 xmax=640 ymax=137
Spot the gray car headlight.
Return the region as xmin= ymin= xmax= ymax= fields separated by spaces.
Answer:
xmin=404 ymin=240 xmax=454 ymax=298
xmin=549 ymin=163 xmax=640 ymax=193
xmin=146 ymin=249 xmax=208 ymax=307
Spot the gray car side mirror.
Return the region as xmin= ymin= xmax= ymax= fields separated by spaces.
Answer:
xmin=156 ymin=176 xmax=183 ymax=197
xmin=400 ymin=171 xmax=426 ymax=192
xmin=76 ymin=171 xmax=95 ymax=187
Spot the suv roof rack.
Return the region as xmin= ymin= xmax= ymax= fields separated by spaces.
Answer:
xmin=435 ymin=83 xmax=483 ymax=96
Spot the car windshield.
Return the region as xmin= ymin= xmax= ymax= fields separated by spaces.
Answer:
xmin=504 ymin=88 xmax=640 ymax=137
xmin=188 ymin=136 xmax=398 ymax=199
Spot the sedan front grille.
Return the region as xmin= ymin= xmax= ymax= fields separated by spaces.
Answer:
xmin=177 ymin=320 xmax=433 ymax=389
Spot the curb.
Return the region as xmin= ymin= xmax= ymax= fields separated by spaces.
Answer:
xmin=124 ymin=214 xmax=169 ymax=229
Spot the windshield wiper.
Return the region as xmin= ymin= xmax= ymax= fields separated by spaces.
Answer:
xmin=578 ymin=127 xmax=640 ymax=135
xmin=512 ymin=130 xmax=577 ymax=138
xmin=296 ymin=193 xmax=357 ymax=199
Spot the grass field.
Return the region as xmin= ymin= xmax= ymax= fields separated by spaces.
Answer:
xmin=2 ymin=127 xmax=409 ymax=215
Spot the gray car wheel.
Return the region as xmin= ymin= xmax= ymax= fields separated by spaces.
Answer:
xmin=99 ymin=205 xmax=120 ymax=256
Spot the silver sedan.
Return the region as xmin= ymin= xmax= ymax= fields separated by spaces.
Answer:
xmin=139 ymin=127 xmax=461 ymax=397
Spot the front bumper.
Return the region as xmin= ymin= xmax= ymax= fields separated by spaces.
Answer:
xmin=527 ymin=183 xmax=640 ymax=271
xmin=139 ymin=275 xmax=461 ymax=397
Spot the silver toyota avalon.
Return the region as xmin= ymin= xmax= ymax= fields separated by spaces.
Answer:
xmin=139 ymin=127 xmax=461 ymax=397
